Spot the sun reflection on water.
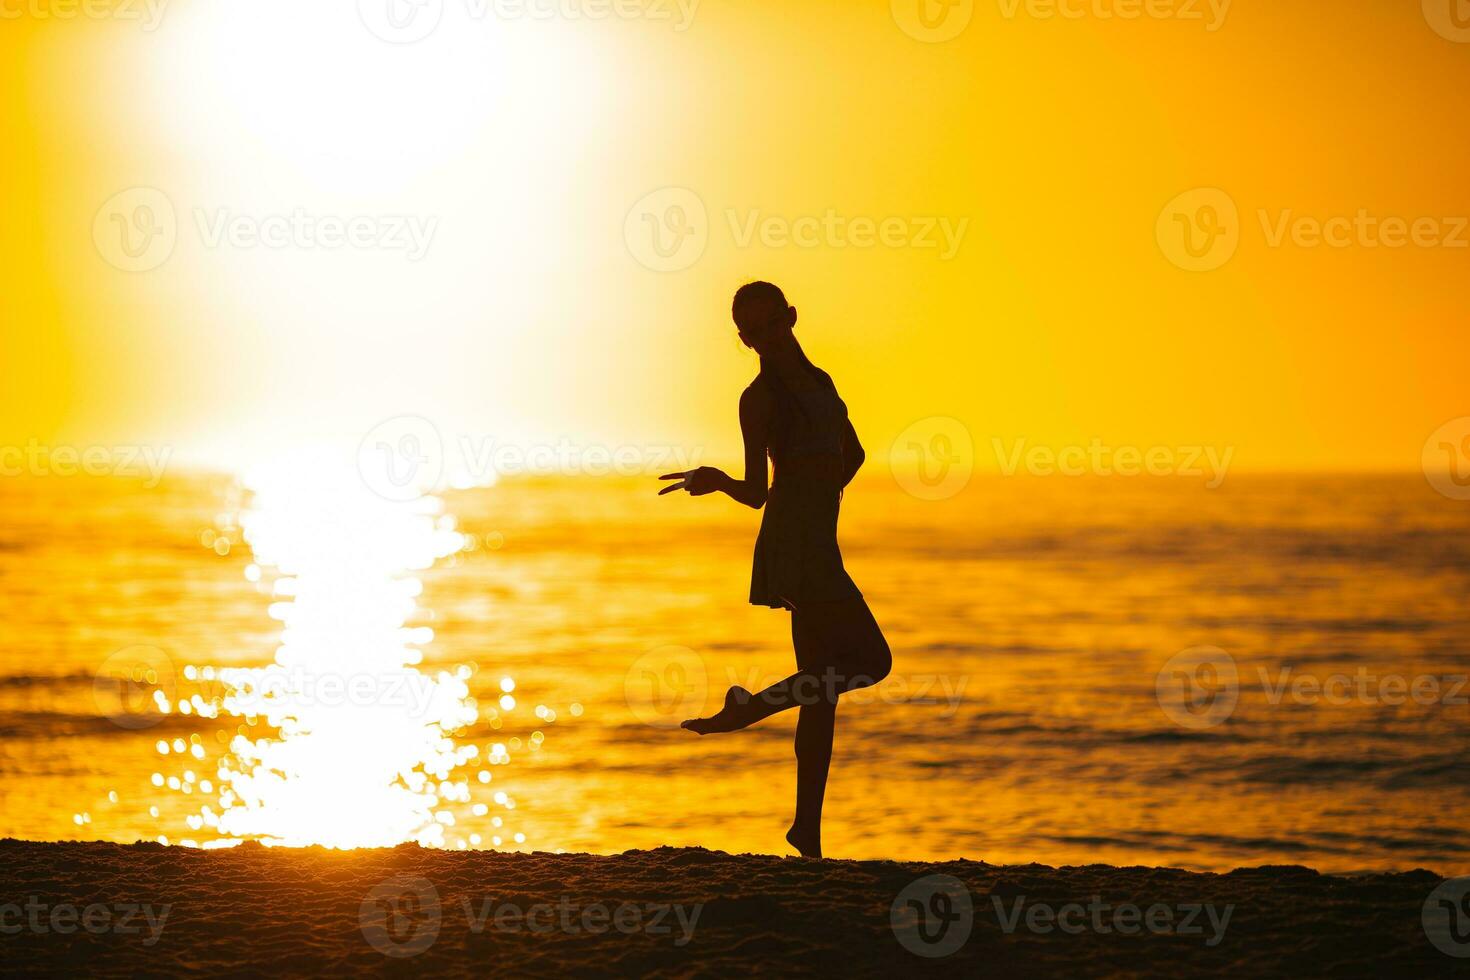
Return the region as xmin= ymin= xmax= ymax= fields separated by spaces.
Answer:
xmin=167 ymin=461 xmax=499 ymax=849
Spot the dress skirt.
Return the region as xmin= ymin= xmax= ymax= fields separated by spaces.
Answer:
xmin=749 ymin=465 xmax=863 ymax=609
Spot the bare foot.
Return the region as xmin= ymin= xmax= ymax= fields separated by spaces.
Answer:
xmin=786 ymin=823 xmax=822 ymax=859
xmin=681 ymin=686 xmax=754 ymax=735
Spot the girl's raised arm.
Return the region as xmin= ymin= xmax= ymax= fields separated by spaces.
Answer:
xmin=656 ymin=384 xmax=771 ymax=508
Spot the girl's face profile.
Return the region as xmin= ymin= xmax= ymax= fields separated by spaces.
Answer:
xmin=733 ymin=301 xmax=787 ymax=355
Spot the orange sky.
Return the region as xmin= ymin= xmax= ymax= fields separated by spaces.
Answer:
xmin=4 ymin=1 xmax=1468 ymax=476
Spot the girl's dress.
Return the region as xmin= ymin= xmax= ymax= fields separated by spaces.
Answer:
xmin=747 ymin=367 xmax=863 ymax=610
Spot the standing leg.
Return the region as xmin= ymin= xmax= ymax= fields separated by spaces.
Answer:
xmin=787 ymin=599 xmax=890 ymax=857
xmin=787 ymin=605 xmax=834 ymax=858
xmin=789 ymin=698 xmax=836 ymax=858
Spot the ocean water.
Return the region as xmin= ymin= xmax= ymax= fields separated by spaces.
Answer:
xmin=0 ymin=471 xmax=1467 ymax=872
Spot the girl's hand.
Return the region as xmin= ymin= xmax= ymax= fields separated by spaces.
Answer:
xmin=658 ymin=467 xmax=723 ymax=496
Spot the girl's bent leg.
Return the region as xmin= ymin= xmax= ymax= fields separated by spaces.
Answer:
xmin=802 ymin=597 xmax=892 ymax=693
xmin=680 ymin=597 xmax=891 ymax=734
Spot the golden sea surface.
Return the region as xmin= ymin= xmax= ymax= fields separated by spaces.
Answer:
xmin=0 ymin=471 xmax=1467 ymax=871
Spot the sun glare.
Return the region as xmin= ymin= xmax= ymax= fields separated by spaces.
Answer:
xmin=170 ymin=457 xmax=493 ymax=849
xmin=127 ymin=1 xmax=621 ymax=463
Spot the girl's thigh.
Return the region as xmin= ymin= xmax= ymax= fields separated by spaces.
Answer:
xmin=793 ymin=597 xmax=890 ymax=681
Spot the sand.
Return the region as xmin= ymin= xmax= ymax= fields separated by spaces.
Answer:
xmin=0 ymin=839 xmax=1458 ymax=977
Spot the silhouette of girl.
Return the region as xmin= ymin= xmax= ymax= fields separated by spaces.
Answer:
xmin=659 ymin=281 xmax=892 ymax=858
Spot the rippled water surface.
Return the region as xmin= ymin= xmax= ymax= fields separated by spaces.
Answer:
xmin=0 ymin=472 xmax=1466 ymax=872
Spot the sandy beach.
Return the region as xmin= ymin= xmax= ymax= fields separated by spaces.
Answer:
xmin=0 ymin=839 xmax=1457 ymax=977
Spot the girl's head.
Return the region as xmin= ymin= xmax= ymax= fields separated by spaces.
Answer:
xmin=732 ymin=281 xmax=797 ymax=356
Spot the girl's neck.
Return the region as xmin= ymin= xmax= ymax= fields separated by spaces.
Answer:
xmin=765 ymin=336 xmax=805 ymax=371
